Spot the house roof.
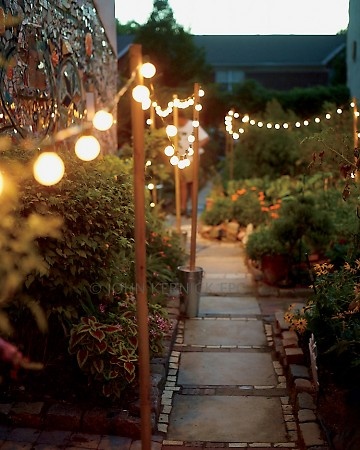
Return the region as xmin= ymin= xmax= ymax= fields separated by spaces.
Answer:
xmin=117 ymin=34 xmax=346 ymax=68
xmin=193 ymin=35 xmax=346 ymax=68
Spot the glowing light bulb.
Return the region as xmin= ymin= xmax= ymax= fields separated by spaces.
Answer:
xmin=147 ymin=183 xmax=155 ymax=190
xmin=178 ymin=159 xmax=187 ymax=169
xmin=228 ymin=110 xmax=234 ymax=116
xmin=140 ymin=62 xmax=156 ymax=78
xmin=275 ymin=124 xmax=280 ymax=129
xmin=170 ymin=155 xmax=179 ymax=166
xmin=234 ymin=112 xmax=239 ymax=119
xmin=315 ymin=117 xmax=320 ymax=123
xmin=192 ymin=120 xmax=199 ymax=128
xmin=351 ymin=102 xmax=355 ymax=108
xmin=242 ymin=115 xmax=249 ymax=123
xmin=184 ymin=158 xmax=191 ymax=167
xmin=267 ymin=123 xmax=272 ymax=129
xmin=295 ymin=122 xmax=301 ymax=128
xmin=146 ymin=160 xmax=152 ymax=166
xmin=33 ymin=152 xmax=65 ymax=186
xmin=166 ymin=124 xmax=177 ymax=137
xmin=198 ymin=89 xmax=205 ymax=97
xmin=258 ymin=121 xmax=263 ymax=127
xmin=250 ymin=119 xmax=255 ymax=125
xmin=304 ymin=120 xmax=309 ymax=126
xmin=146 ymin=119 xmax=153 ymax=125
xmin=188 ymin=135 xmax=195 ymax=143
xmin=337 ymin=108 xmax=343 ymax=114
xmin=325 ymin=113 xmax=331 ymax=119
xmin=195 ymin=104 xmax=202 ymax=111
xmin=92 ymin=110 xmax=113 ymax=131
xmin=233 ymin=133 xmax=239 ymax=140
xmin=164 ymin=145 xmax=175 ymax=157
xmin=188 ymin=147 xmax=194 ymax=156
xmin=356 ymin=112 xmax=360 ymax=117
xmin=150 ymin=202 xmax=155 ymax=208
xmin=75 ymin=135 xmax=101 ymax=161
xmin=283 ymin=123 xmax=289 ymax=129
xmin=142 ymin=97 xmax=151 ymax=110
xmin=132 ymin=85 xmax=150 ymax=103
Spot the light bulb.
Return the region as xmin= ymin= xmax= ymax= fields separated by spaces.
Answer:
xmin=325 ymin=113 xmax=331 ymax=119
xmin=239 ymin=128 xmax=244 ymax=134
xmin=140 ymin=62 xmax=156 ymax=79
xmin=295 ymin=122 xmax=301 ymax=127
xmin=315 ymin=117 xmax=320 ymax=123
xmin=146 ymin=119 xmax=153 ymax=125
xmin=283 ymin=123 xmax=289 ymax=129
xmin=198 ymin=89 xmax=205 ymax=97
xmin=192 ymin=120 xmax=199 ymax=128
xmin=184 ymin=158 xmax=191 ymax=167
xmin=188 ymin=135 xmax=195 ymax=143
xmin=242 ymin=115 xmax=249 ymax=123
xmin=164 ymin=145 xmax=175 ymax=157
xmin=337 ymin=108 xmax=343 ymax=114
xmin=234 ymin=113 xmax=239 ymax=119
xmin=142 ymin=97 xmax=151 ymax=110
xmin=33 ymin=152 xmax=65 ymax=186
xmin=93 ymin=110 xmax=113 ymax=131
xmin=188 ymin=147 xmax=194 ymax=156
xmin=75 ymin=135 xmax=101 ymax=161
xmin=146 ymin=160 xmax=152 ymax=166
xmin=258 ymin=122 xmax=263 ymax=127
xmin=267 ymin=123 xmax=272 ymax=129
xmin=166 ymin=124 xmax=177 ymax=137
xmin=132 ymin=85 xmax=150 ymax=103
xmin=304 ymin=120 xmax=309 ymax=126
xmin=233 ymin=133 xmax=239 ymax=140
xmin=178 ymin=159 xmax=186 ymax=169
xmin=170 ymin=155 xmax=179 ymax=166
xmin=351 ymin=102 xmax=355 ymax=108
xmin=275 ymin=124 xmax=280 ymax=129
xmin=195 ymin=104 xmax=202 ymax=111
xmin=147 ymin=183 xmax=155 ymax=190
xmin=150 ymin=202 xmax=155 ymax=208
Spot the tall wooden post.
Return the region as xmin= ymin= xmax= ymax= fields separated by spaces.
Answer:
xmin=129 ymin=43 xmax=152 ymax=450
xmin=173 ymin=96 xmax=181 ymax=233
xmin=189 ymin=83 xmax=200 ymax=270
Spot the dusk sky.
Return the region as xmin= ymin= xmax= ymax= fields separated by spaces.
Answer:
xmin=115 ymin=0 xmax=349 ymax=35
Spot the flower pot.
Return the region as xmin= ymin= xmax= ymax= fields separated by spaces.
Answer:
xmin=261 ymin=254 xmax=289 ymax=285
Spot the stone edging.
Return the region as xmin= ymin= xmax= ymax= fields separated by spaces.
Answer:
xmin=274 ymin=312 xmax=329 ymax=450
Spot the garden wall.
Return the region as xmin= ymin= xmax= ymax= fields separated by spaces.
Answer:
xmin=0 ymin=0 xmax=117 ymax=151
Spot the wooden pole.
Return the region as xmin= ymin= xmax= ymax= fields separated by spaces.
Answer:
xmin=353 ymin=97 xmax=358 ymax=151
xmin=173 ymin=96 xmax=181 ymax=233
xmin=189 ymin=83 xmax=200 ymax=270
xmin=129 ymin=43 xmax=152 ymax=450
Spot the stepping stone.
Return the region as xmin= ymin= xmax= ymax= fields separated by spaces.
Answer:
xmin=199 ymin=296 xmax=261 ymax=316
xmin=168 ymin=395 xmax=287 ymax=442
xmin=184 ymin=319 xmax=266 ymax=346
xmin=178 ymin=352 xmax=277 ymax=386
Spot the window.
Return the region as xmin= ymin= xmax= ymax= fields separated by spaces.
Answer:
xmin=215 ymin=69 xmax=245 ymax=91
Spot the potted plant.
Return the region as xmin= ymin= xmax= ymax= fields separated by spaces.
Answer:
xmin=245 ymin=226 xmax=289 ymax=285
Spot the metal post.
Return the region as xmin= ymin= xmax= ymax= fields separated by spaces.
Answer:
xmin=173 ymin=96 xmax=181 ymax=233
xmin=129 ymin=43 xmax=152 ymax=450
xmin=189 ymin=83 xmax=200 ymax=270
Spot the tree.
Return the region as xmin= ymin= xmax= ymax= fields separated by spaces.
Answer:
xmin=116 ymin=19 xmax=139 ymax=35
xmin=134 ymin=0 xmax=210 ymax=87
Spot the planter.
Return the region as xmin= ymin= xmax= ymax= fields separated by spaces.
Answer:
xmin=261 ymin=254 xmax=290 ymax=285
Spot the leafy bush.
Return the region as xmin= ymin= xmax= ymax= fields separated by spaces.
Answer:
xmin=69 ymin=295 xmax=170 ymax=398
xmin=245 ymin=226 xmax=286 ymax=261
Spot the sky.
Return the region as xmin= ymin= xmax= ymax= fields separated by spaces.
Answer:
xmin=115 ymin=0 xmax=349 ymax=35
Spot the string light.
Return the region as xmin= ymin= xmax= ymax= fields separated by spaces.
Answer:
xmin=164 ymin=145 xmax=175 ymax=157
xmin=132 ymin=85 xmax=150 ymax=103
xmin=166 ymin=124 xmax=177 ymax=137
xmin=92 ymin=110 xmax=113 ymax=131
xmin=225 ymin=101 xmax=357 ymax=139
xmin=147 ymin=183 xmax=155 ymax=190
xmin=140 ymin=62 xmax=156 ymax=79
xmin=75 ymin=135 xmax=101 ymax=161
xmin=33 ymin=152 xmax=65 ymax=186
xmin=170 ymin=155 xmax=179 ymax=166
xmin=178 ymin=159 xmax=187 ymax=169
xmin=192 ymin=120 xmax=199 ymax=128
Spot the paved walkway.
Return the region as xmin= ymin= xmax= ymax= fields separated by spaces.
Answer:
xmin=160 ymin=234 xmax=299 ymax=450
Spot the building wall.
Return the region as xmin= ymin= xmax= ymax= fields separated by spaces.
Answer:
xmin=0 ymin=0 xmax=117 ymax=152
xmin=347 ymin=0 xmax=360 ymax=101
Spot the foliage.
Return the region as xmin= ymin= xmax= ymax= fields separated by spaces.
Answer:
xmin=245 ymin=226 xmax=286 ymax=261
xmin=133 ymin=0 xmax=210 ymax=87
xmin=285 ymin=259 xmax=360 ymax=385
xmin=69 ymin=294 xmax=171 ymax=398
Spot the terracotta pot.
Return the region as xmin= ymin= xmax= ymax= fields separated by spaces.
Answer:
xmin=261 ymin=254 xmax=290 ymax=285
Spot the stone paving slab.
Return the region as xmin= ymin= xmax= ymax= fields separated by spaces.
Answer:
xmin=201 ymin=278 xmax=254 ymax=295
xmin=199 ymin=296 xmax=261 ymax=316
xmin=167 ymin=395 xmax=287 ymax=442
xmin=178 ymin=352 xmax=277 ymax=386
xmin=183 ymin=319 xmax=267 ymax=346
